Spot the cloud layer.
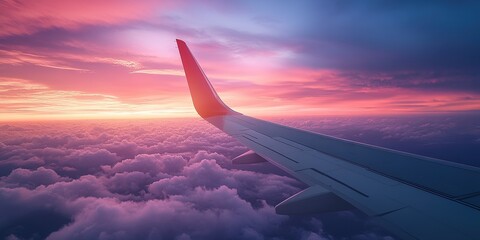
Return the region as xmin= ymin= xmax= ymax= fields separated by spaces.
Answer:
xmin=0 ymin=119 xmax=341 ymax=240
xmin=2 ymin=114 xmax=478 ymax=239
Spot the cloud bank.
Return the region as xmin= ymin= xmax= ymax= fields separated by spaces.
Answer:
xmin=0 ymin=118 xmax=401 ymax=240
xmin=3 ymin=114 xmax=477 ymax=239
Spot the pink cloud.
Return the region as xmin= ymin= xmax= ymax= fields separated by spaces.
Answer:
xmin=1 ymin=5 xmax=477 ymax=120
xmin=0 ymin=0 xmax=172 ymax=37
xmin=0 ymin=0 xmax=478 ymax=121
xmin=0 ymin=50 xmax=88 ymax=71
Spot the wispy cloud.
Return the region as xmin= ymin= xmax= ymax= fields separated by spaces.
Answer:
xmin=0 ymin=78 xmax=194 ymax=120
xmin=131 ymin=69 xmax=184 ymax=76
xmin=0 ymin=50 xmax=88 ymax=71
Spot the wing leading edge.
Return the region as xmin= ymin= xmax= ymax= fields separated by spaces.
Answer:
xmin=176 ymin=39 xmax=480 ymax=240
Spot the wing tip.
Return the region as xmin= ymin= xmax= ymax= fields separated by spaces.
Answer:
xmin=176 ymin=39 xmax=186 ymax=45
xmin=176 ymin=39 xmax=237 ymax=118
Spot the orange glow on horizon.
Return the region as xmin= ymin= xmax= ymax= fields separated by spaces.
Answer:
xmin=2 ymin=75 xmax=479 ymax=122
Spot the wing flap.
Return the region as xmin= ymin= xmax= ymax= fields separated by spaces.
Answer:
xmin=232 ymin=150 xmax=267 ymax=164
xmin=275 ymin=185 xmax=353 ymax=215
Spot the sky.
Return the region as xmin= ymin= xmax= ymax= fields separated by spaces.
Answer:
xmin=1 ymin=1 xmax=480 ymax=240
xmin=1 ymin=0 xmax=480 ymax=120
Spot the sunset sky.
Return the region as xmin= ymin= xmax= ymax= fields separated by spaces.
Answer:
xmin=1 ymin=2 xmax=480 ymax=239
xmin=1 ymin=0 xmax=479 ymax=121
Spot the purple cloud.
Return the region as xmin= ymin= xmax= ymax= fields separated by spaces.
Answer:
xmin=1 ymin=167 xmax=66 ymax=188
xmin=0 ymin=118 xmax=433 ymax=239
xmin=109 ymin=153 xmax=187 ymax=177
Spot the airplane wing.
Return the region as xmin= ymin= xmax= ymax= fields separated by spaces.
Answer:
xmin=176 ymin=39 xmax=480 ymax=240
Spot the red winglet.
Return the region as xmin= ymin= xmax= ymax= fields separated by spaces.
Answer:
xmin=176 ymin=39 xmax=236 ymax=118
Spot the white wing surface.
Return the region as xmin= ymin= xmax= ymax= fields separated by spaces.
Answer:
xmin=176 ymin=39 xmax=480 ymax=240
